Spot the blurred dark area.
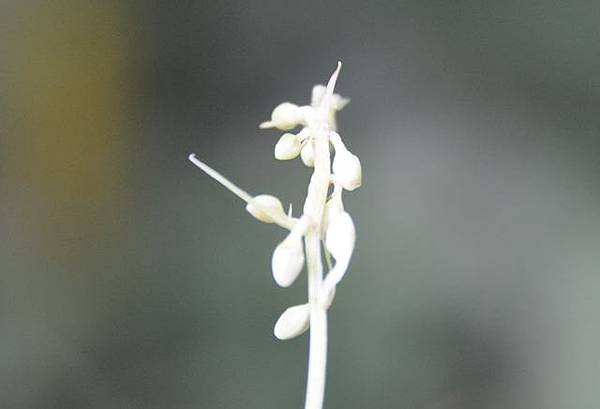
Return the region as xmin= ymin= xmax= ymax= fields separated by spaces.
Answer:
xmin=1 ymin=1 xmax=599 ymax=408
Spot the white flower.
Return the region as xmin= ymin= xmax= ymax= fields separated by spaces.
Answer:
xmin=272 ymin=235 xmax=305 ymax=287
xmin=260 ymin=102 xmax=302 ymax=130
xmin=246 ymin=194 xmax=286 ymax=224
xmin=332 ymin=148 xmax=362 ymax=191
xmin=274 ymin=304 xmax=310 ymax=340
xmin=274 ymin=133 xmax=302 ymax=160
xmin=190 ymin=62 xmax=360 ymax=409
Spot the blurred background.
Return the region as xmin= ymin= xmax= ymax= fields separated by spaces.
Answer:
xmin=1 ymin=1 xmax=599 ymax=408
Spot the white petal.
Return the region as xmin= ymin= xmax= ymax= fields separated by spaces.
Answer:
xmin=274 ymin=304 xmax=310 ymax=340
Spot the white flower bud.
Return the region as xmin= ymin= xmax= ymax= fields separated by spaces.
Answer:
xmin=300 ymin=142 xmax=315 ymax=167
xmin=274 ymin=304 xmax=310 ymax=340
xmin=245 ymin=194 xmax=285 ymax=223
xmin=325 ymin=211 xmax=355 ymax=262
xmin=332 ymin=149 xmax=362 ymax=191
xmin=272 ymin=235 xmax=305 ymax=287
xmin=274 ymin=133 xmax=302 ymax=160
xmin=259 ymin=102 xmax=302 ymax=130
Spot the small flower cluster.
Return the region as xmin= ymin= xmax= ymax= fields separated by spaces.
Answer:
xmin=257 ymin=67 xmax=360 ymax=340
xmin=189 ymin=62 xmax=360 ymax=409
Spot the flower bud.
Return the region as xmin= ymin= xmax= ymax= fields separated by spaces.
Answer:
xmin=272 ymin=236 xmax=305 ymax=287
xmin=274 ymin=304 xmax=310 ymax=340
xmin=325 ymin=211 xmax=355 ymax=262
xmin=260 ymin=102 xmax=301 ymax=130
xmin=246 ymin=195 xmax=285 ymax=224
xmin=274 ymin=133 xmax=302 ymax=160
xmin=332 ymin=149 xmax=362 ymax=191
xmin=300 ymin=142 xmax=315 ymax=167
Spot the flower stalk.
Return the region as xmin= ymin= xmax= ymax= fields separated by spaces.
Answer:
xmin=189 ymin=62 xmax=360 ymax=409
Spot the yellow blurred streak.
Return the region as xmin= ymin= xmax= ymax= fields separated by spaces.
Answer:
xmin=5 ymin=1 xmax=131 ymax=256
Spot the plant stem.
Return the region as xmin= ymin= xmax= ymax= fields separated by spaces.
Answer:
xmin=303 ymin=133 xmax=331 ymax=409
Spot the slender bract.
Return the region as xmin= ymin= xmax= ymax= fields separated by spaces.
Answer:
xmin=189 ymin=62 xmax=361 ymax=409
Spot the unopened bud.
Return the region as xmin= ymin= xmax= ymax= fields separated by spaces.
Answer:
xmin=246 ymin=195 xmax=285 ymax=223
xmin=274 ymin=133 xmax=302 ymax=160
xmin=300 ymin=142 xmax=315 ymax=167
xmin=325 ymin=211 xmax=355 ymax=262
xmin=260 ymin=102 xmax=302 ymax=131
xmin=274 ymin=304 xmax=310 ymax=340
xmin=332 ymin=149 xmax=362 ymax=191
xmin=272 ymin=235 xmax=305 ymax=287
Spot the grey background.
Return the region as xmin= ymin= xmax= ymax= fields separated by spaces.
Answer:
xmin=1 ymin=1 xmax=599 ymax=408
